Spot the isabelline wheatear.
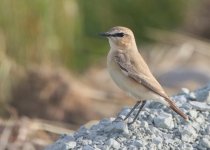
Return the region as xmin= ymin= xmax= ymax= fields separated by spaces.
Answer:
xmin=100 ymin=26 xmax=188 ymax=124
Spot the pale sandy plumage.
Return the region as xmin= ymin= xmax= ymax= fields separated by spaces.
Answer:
xmin=100 ymin=26 xmax=188 ymax=122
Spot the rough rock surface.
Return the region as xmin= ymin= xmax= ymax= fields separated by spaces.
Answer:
xmin=46 ymin=84 xmax=210 ymax=150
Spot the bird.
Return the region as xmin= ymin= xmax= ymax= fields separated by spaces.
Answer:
xmin=100 ymin=26 xmax=188 ymax=125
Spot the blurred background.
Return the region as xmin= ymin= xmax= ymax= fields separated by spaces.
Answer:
xmin=1 ymin=0 xmax=210 ymax=149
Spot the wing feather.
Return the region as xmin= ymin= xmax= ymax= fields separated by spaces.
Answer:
xmin=114 ymin=52 xmax=169 ymax=100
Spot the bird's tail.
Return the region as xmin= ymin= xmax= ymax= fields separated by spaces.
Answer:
xmin=167 ymin=98 xmax=188 ymax=121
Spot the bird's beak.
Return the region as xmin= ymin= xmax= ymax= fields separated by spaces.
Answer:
xmin=99 ymin=32 xmax=112 ymax=37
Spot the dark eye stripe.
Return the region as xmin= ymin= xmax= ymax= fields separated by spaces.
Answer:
xmin=112 ymin=33 xmax=125 ymax=37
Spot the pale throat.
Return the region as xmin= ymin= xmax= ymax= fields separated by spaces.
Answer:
xmin=108 ymin=39 xmax=136 ymax=51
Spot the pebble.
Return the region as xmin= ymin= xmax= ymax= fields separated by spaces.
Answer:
xmin=188 ymin=109 xmax=198 ymax=119
xmin=154 ymin=112 xmax=174 ymax=129
xmin=103 ymin=121 xmax=129 ymax=135
xmin=189 ymin=92 xmax=196 ymax=100
xmin=132 ymin=140 xmax=144 ymax=147
xmin=181 ymin=88 xmax=190 ymax=94
xmin=189 ymin=101 xmax=210 ymax=111
xmin=68 ymin=141 xmax=76 ymax=149
xmin=107 ymin=138 xmax=121 ymax=149
xmin=181 ymin=125 xmax=197 ymax=142
xmin=82 ymin=145 xmax=95 ymax=150
xmin=200 ymin=137 xmax=210 ymax=148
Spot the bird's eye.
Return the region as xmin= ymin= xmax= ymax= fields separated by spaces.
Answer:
xmin=113 ymin=32 xmax=125 ymax=37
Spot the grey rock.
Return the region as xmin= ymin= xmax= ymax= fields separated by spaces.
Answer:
xmin=140 ymin=121 xmax=149 ymax=128
xmin=82 ymin=145 xmax=95 ymax=150
xmin=128 ymin=145 xmax=138 ymax=150
xmin=189 ymin=92 xmax=196 ymax=100
xmin=195 ymin=114 xmax=205 ymax=124
xmin=132 ymin=140 xmax=144 ymax=147
xmin=206 ymin=125 xmax=210 ymax=135
xmin=103 ymin=121 xmax=129 ymax=135
xmin=152 ymin=136 xmax=162 ymax=145
xmin=189 ymin=101 xmax=210 ymax=111
xmin=181 ymin=88 xmax=190 ymax=94
xmin=180 ymin=143 xmax=193 ymax=150
xmin=191 ymin=122 xmax=200 ymax=132
xmin=200 ymin=137 xmax=210 ymax=148
xmin=188 ymin=109 xmax=198 ymax=119
xmin=68 ymin=141 xmax=77 ymax=149
xmin=193 ymin=84 xmax=210 ymax=102
xmin=107 ymin=138 xmax=121 ymax=149
xmin=202 ymin=111 xmax=209 ymax=117
xmin=173 ymin=95 xmax=187 ymax=107
xmin=154 ymin=112 xmax=174 ymax=129
xmin=181 ymin=125 xmax=198 ymax=142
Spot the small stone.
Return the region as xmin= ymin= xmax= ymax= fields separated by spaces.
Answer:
xmin=181 ymin=103 xmax=192 ymax=110
xmin=188 ymin=109 xmax=198 ymax=119
xmin=207 ymin=91 xmax=210 ymax=104
xmin=107 ymin=139 xmax=121 ymax=149
xmin=189 ymin=92 xmax=196 ymax=100
xmin=194 ymin=86 xmax=210 ymax=102
xmin=128 ymin=145 xmax=138 ymax=150
xmin=67 ymin=141 xmax=77 ymax=149
xmin=200 ymin=137 xmax=210 ymax=148
xmin=132 ymin=140 xmax=143 ymax=147
xmin=202 ymin=111 xmax=209 ymax=117
xmin=206 ymin=125 xmax=210 ymax=134
xmin=81 ymin=139 xmax=92 ymax=145
xmin=189 ymin=101 xmax=210 ymax=111
xmin=140 ymin=121 xmax=149 ymax=128
xmin=152 ymin=136 xmax=162 ymax=145
xmin=180 ymin=143 xmax=193 ymax=150
xmin=103 ymin=121 xmax=129 ymax=135
xmin=181 ymin=88 xmax=190 ymax=94
xmin=154 ymin=112 xmax=174 ymax=129
xmin=99 ymin=118 xmax=112 ymax=126
xmin=173 ymin=95 xmax=187 ymax=107
xmin=191 ymin=122 xmax=200 ymax=132
xmin=83 ymin=145 xmax=95 ymax=150
xmin=181 ymin=125 xmax=198 ymax=142
xmin=195 ymin=114 xmax=205 ymax=124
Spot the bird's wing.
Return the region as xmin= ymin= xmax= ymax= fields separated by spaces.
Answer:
xmin=114 ymin=52 xmax=169 ymax=100
xmin=114 ymin=52 xmax=188 ymax=120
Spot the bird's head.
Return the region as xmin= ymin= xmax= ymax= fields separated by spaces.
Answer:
xmin=100 ymin=26 xmax=137 ymax=50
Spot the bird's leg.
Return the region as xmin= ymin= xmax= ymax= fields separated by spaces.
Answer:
xmin=128 ymin=101 xmax=146 ymax=125
xmin=123 ymin=101 xmax=141 ymax=121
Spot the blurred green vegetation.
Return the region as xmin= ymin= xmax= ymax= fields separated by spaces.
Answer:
xmin=0 ymin=0 xmax=187 ymax=71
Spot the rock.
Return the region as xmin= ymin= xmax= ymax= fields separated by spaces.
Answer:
xmin=128 ymin=145 xmax=138 ymax=150
xmin=188 ymin=109 xmax=198 ymax=119
xmin=107 ymin=139 xmax=121 ymax=149
xmin=181 ymin=88 xmax=190 ymax=94
xmin=200 ymin=137 xmax=210 ymax=148
xmin=152 ymin=136 xmax=162 ymax=145
xmin=193 ymin=84 xmax=210 ymax=102
xmin=206 ymin=125 xmax=210 ymax=135
xmin=195 ymin=114 xmax=205 ymax=124
xmin=181 ymin=125 xmax=198 ymax=143
xmin=140 ymin=121 xmax=149 ymax=128
xmin=173 ymin=95 xmax=187 ymax=107
xmin=132 ymin=140 xmax=144 ymax=147
xmin=189 ymin=101 xmax=210 ymax=111
xmin=180 ymin=143 xmax=193 ymax=150
xmin=103 ymin=120 xmax=129 ymax=135
xmin=154 ymin=112 xmax=174 ymax=129
xmin=189 ymin=92 xmax=196 ymax=100
xmin=83 ymin=145 xmax=95 ymax=150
